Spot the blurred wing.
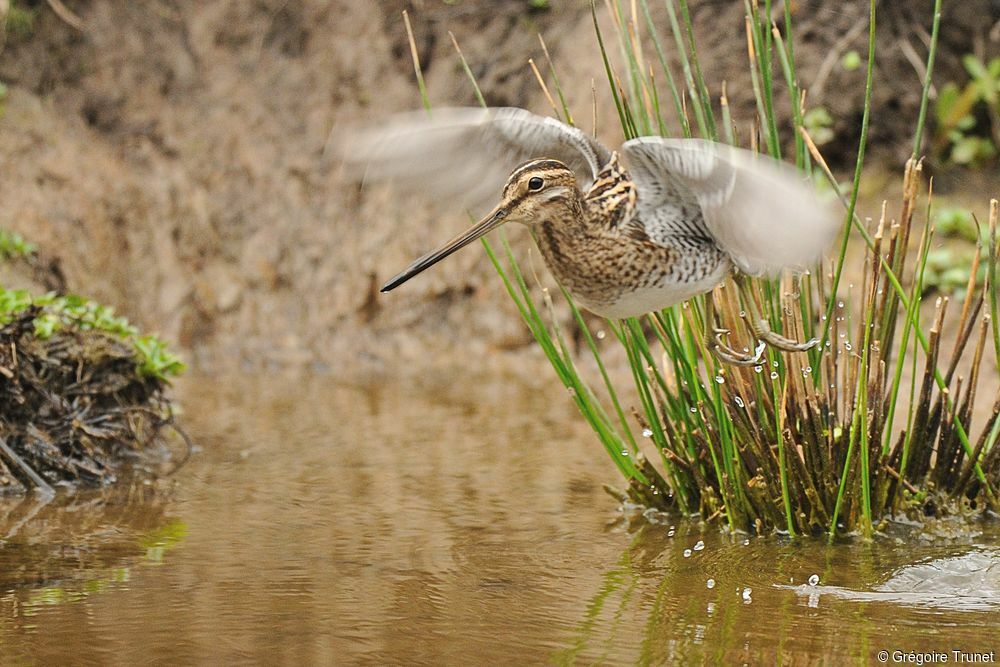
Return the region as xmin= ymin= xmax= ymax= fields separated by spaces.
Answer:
xmin=335 ymin=107 xmax=612 ymax=215
xmin=622 ymin=137 xmax=839 ymax=274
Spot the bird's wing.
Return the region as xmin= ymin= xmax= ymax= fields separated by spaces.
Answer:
xmin=621 ymin=137 xmax=839 ymax=275
xmin=335 ymin=107 xmax=612 ymax=215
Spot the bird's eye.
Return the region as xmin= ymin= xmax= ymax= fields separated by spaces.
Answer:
xmin=527 ymin=176 xmax=544 ymax=191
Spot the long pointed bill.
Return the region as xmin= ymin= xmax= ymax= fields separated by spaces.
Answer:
xmin=380 ymin=207 xmax=508 ymax=292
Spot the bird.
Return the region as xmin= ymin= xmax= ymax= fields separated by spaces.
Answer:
xmin=340 ymin=107 xmax=838 ymax=364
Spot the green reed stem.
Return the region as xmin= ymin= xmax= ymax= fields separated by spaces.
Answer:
xmin=593 ymin=1 xmax=635 ymax=139
xmin=882 ymin=208 xmax=934 ymax=456
xmin=773 ymin=368 xmax=796 ymax=536
xmin=403 ymin=11 xmax=432 ymax=112
xmin=912 ymin=0 xmax=942 ymax=158
xmin=989 ymin=202 xmax=999 ymax=372
xmin=676 ymin=0 xmax=716 ymax=139
xmin=639 ymin=0 xmax=689 ymax=137
xmin=747 ymin=0 xmax=781 ymax=158
xmin=563 ymin=289 xmax=640 ymax=453
xmin=538 ymin=34 xmax=575 ymax=126
xmin=449 ymin=32 xmax=487 ymax=108
xmin=818 ymin=0 xmax=875 ymax=352
xmin=662 ymin=0 xmax=709 ymax=138
xmin=857 ymin=286 xmax=878 ymax=537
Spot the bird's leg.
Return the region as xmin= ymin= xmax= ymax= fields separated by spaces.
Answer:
xmin=735 ymin=274 xmax=818 ymax=353
xmin=705 ymin=289 xmax=766 ymax=366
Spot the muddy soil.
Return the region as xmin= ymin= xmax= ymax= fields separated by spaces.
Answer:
xmin=0 ymin=1 xmax=998 ymax=376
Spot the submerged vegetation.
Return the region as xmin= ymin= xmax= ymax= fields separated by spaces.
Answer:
xmin=409 ymin=0 xmax=1000 ymax=537
xmin=0 ymin=231 xmax=186 ymax=494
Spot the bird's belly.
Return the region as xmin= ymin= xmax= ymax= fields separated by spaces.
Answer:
xmin=577 ymin=264 xmax=729 ymax=319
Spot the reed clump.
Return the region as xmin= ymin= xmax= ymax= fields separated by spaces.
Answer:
xmin=423 ymin=0 xmax=1000 ymax=537
xmin=0 ymin=232 xmax=186 ymax=494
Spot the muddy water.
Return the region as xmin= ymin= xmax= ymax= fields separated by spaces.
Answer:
xmin=1 ymin=373 xmax=998 ymax=664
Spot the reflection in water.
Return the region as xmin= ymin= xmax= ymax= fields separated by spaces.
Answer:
xmin=0 ymin=373 xmax=997 ymax=664
xmin=0 ymin=481 xmax=184 ymax=664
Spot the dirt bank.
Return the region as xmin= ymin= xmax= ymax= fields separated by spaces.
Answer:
xmin=1 ymin=1 xmax=998 ymax=376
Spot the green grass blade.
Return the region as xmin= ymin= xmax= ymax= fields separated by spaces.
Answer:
xmin=912 ymin=0 xmax=942 ymax=158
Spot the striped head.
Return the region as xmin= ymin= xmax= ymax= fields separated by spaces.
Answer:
xmin=380 ymin=158 xmax=582 ymax=292
xmin=495 ymin=159 xmax=581 ymax=226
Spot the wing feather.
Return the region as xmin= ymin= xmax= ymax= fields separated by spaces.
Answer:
xmin=335 ymin=107 xmax=612 ymax=216
xmin=622 ymin=137 xmax=838 ymax=274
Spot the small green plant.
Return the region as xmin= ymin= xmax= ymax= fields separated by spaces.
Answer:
xmin=3 ymin=1 xmax=35 ymax=38
xmin=0 ymin=287 xmax=185 ymax=380
xmin=802 ymin=107 xmax=834 ymax=146
xmin=922 ymin=207 xmax=991 ymax=296
xmin=933 ymin=206 xmax=987 ymax=242
xmin=841 ymin=50 xmax=862 ymax=72
xmin=0 ymin=229 xmax=36 ymax=260
xmin=934 ymin=54 xmax=1000 ymax=166
xmin=0 ymin=230 xmax=184 ymax=381
xmin=922 ymin=247 xmax=985 ymax=296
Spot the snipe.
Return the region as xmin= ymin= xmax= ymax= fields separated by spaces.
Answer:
xmin=342 ymin=107 xmax=838 ymax=364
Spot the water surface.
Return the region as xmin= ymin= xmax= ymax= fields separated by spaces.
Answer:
xmin=1 ymin=373 xmax=997 ymax=664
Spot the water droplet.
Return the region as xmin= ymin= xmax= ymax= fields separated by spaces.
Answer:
xmin=642 ymin=428 xmax=653 ymax=438
xmin=753 ymin=365 xmax=763 ymax=373
xmin=808 ymin=574 xmax=820 ymax=586
xmin=707 ymin=602 xmax=716 ymax=616
xmin=844 ymin=343 xmax=853 ymax=351
xmin=596 ymin=330 xmax=606 ymax=340
xmin=742 ymin=539 xmax=750 ymax=546
xmin=715 ymin=375 xmax=725 ymax=384
xmin=734 ymin=396 xmax=745 ymax=408
xmin=742 ymin=587 xmax=753 ymax=602
xmin=667 ymin=527 xmax=676 ymax=537
xmin=772 ymin=361 xmax=779 ymax=367
xmin=684 ymin=549 xmax=692 ymax=558
xmin=770 ymin=371 xmax=779 ymax=379
xmin=739 ymin=310 xmax=746 ymax=317
xmin=690 ymin=407 xmax=697 ymax=413
xmin=693 ymin=540 xmax=705 ymax=551
xmin=706 ymin=578 xmax=716 ymax=589
xmin=838 ymin=301 xmax=845 ymax=308
xmin=621 ymin=450 xmax=629 ymax=456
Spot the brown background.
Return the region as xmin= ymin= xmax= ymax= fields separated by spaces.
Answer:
xmin=1 ymin=0 xmax=996 ymax=376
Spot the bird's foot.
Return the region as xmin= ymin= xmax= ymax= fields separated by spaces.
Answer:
xmin=708 ymin=328 xmax=766 ymax=366
xmin=752 ymin=319 xmax=818 ymax=353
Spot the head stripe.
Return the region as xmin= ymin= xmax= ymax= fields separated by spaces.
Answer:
xmin=506 ymin=159 xmax=566 ymax=184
